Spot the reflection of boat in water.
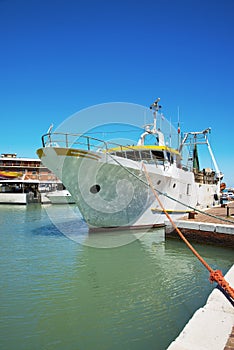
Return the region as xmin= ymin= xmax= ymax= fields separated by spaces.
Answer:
xmin=37 ymin=99 xmax=222 ymax=229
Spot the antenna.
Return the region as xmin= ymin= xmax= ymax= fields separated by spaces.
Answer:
xmin=177 ymin=106 xmax=181 ymax=149
xmin=150 ymin=98 xmax=162 ymax=132
xmin=150 ymin=97 xmax=161 ymax=111
xmin=169 ymin=116 xmax=172 ymax=147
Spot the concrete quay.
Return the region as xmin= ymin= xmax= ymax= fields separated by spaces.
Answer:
xmin=165 ymin=203 xmax=234 ymax=248
xmin=167 ymin=265 xmax=234 ymax=350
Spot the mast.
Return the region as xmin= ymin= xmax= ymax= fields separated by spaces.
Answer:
xmin=180 ymin=128 xmax=221 ymax=180
xmin=138 ymin=98 xmax=164 ymax=146
xmin=150 ymin=97 xmax=161 ymax=132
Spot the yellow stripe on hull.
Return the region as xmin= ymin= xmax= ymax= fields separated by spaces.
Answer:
xmin=37 ymin=148 xmax=101 ymax=161
xmin=151 ymin=208 xmax=191 ymax=214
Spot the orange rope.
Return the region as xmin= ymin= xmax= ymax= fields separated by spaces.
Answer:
xmin=142 ymin=163 xmax=234 ymax=300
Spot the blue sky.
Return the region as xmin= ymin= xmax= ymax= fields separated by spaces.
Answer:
xmin=1 ymin=0 xmax=234 ymax=186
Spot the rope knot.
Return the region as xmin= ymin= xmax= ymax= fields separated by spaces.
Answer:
xmin=210 ymin=269 xmax=234 ymax=300
xmin=209 ymin=270 xmax=223 ymax=284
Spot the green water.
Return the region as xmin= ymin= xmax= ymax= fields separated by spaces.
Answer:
xmin=0 ymin=204 xmax=233 ymax=350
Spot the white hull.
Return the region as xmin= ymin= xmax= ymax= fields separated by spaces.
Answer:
xmin=40 ymin=193 xmax=51 ymax=204
xmin=46 ymin=190 xmax=75 ymax=204
xmin=38 ymin=147 xmax=219 ymax=229
xmin=0 ymin=192 xmax=34 ymax=204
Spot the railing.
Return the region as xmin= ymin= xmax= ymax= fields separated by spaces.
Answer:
xmin=41 ymin=132 xmax=185 ymax=169
xmin=42 ymin=132 xmax=140 ymax=154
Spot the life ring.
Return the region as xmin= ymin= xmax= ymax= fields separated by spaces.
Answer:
xmin=220 ymin=182 xmax=226 ymax=191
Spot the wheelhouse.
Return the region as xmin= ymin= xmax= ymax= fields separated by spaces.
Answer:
xmin=108 ymin=145 xmax=182 ymax=168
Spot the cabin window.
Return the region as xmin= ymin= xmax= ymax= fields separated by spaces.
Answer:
xmin=157 ymin=180 xmax=161 ymax=185
xmin=140 ymin=150 xmax=152 ymax=161
xmin=151 ymin=150 xmax=164 ymax=160
xmin=125 ymin=151 xmax=141 ymax=161
xmin=125 ymin=151 xmax=134 ymax=160
xmin=133 ymin=151 xmax=141 ymax=161
xmin=173 ymin=183 xmax=176 ymax=188
xmin=115 ymin=151 xmax=125 ymax=158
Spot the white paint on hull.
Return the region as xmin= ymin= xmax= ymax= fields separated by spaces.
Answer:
xmin=0 ymin=193 xmax=27 ymax=204
xmin=39 ymin=147 xmax=219 ymax=229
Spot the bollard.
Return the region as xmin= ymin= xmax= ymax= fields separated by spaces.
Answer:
xmin=188 ymin=211 xmax=197 ymax=219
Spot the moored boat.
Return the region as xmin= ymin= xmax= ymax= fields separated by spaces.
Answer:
xmin=0 ymin=171 xmax=23 ymax=179
xmin=0 ymin=153 xmax=68 ymax=204
xmin=45 ymin=189 xmax=75 ymax=204
xmin=37 ymin=99 xmax=222 ymax=229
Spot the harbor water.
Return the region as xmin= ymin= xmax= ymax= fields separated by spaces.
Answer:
xmin=0 ymin=204 xmax=233 ymax=350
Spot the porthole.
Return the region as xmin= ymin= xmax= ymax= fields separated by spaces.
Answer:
xmin=157 ymin=180 xmax=161 ymax=185
xmin=173 ymin=183 xmax=176 ymax=188
xmin=90 ymin=184 xmax=101 ymax=194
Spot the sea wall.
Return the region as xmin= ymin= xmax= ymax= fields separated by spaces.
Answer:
xmin=167 ymin=264 xmax=234 ymax=350
xmin=165 ymin=220 xmax=234 ymax=248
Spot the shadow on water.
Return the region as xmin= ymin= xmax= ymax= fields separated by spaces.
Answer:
xmin=31 ymin=220 xmax=165 ymax=249
xmin=31 ymin=223 xmax=65 ymax=237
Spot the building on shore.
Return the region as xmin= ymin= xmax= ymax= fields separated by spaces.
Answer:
xmin=0 ymin=153 xmax=72 ymax=204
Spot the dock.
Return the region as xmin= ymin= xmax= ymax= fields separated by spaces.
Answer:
xmin=167 ymin=264 xmax=234 ymax=350
xmin=165 ymin=203 xmax=234 ymax=248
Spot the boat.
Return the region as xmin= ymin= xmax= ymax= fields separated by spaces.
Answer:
xmin=0 ymin=179 xmax=42 ymax=204
xmin=45 ymin=189 xmax=75 ymax=204
xmin=36 ymin=98 xmax=222 ymax=229
xmin=0 ymin=153 xmax=69 ymax=204
xmin=0 ymin=170 xmax=23 ymax=179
